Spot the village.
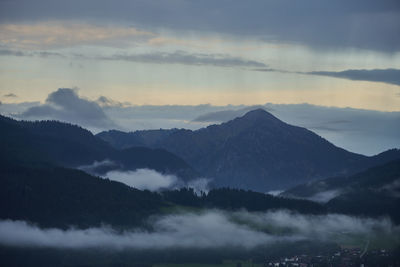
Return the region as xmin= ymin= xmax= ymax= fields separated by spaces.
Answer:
xmin=265 ymin=248 xmax=398 ymax=267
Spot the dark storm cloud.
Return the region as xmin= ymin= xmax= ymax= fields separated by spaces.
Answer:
xmin=255 ymin=68 xmax=400 ymax=87
xmin=101 ymin=51 xmax=267 ymax=68
xmin=0 ymin=0 xmax=399 ymax=52
xmin=307 ymin=69 xmax=400 ymax=86
xmin=20 ymin=88 xmax=116 ymax=130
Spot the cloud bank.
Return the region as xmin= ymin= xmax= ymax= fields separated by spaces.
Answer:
xmin=19 ymin=88 xmax=115 ymax=131
xmin=0 ymin=210 xmax=396 ymax=250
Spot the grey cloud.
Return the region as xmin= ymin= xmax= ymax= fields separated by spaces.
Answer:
xmin=79 ymin=160 xmax=211 ymax=193
xmin=3 ymin=93 xmax=17 ymax=98
xmin=255 ymin=68 xmax=400 ymax=87
xmin=0 ymin=101 xmax=40 ymax=115
xmin=105 ymin=168 xmax=211 ymax=193
xmin=306 ymin=190 xmax=343 ymax=203
xmin=380 ymin=179 xmax=400 ymax=198
xmin=1 ymin=0 xmax=399 ymax=52
xmin=96 ymin=96 xmax=125 ymax=108
xmin=0 ymin=49 xmax=65 ymax=58
xmin=19 ymin=88 xmax=116 ymax=131
xmin=307 ymin=69 xmax=400 ymax=86
xmin=102 ymin=51 xmax=267 ymax=68
xmin=105 ymin=169 xmax=211 ymax=194
xmin=36 ymin=51 xmax=65 ymax=58
xmin=0 ymin=212 xmax=279 ymax=250
xmin=0 ymin=49 xmax=25 ymax=57
xmin=0 ymin=48 xmax=267 ymax=69
xmin=78 ymin=159 xmax=121 ymax=174
xmin=0 ymin=210 xmax=397 ymax=250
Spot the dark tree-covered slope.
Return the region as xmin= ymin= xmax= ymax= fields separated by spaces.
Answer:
xmin=0 ymin=162 xmax=165 ymax=229
xmin=0 ymin=115 xmax=198 ymax=179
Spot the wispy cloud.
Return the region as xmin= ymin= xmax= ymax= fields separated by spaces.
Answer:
xmin=100 ymin=51 xmax=267 ymax=68
xmin=0 ymin=47 xmax=267 ymax=68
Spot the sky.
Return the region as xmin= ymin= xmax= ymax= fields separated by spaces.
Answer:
xmin=0 ymin=0 xmax=399 ymax=155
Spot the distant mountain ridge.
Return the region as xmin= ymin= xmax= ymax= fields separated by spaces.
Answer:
xmin=98 ymin=109 xmax=400 ymax=191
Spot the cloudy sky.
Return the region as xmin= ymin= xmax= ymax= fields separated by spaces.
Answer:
xmin=0 ymin=0 xmax=399 ymax=154
xmin=0 ymin=0 xmax=399 ymax=108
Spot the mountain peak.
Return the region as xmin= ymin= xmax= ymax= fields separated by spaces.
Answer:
xmin=240 ymin=108 xmax=280 ymax=122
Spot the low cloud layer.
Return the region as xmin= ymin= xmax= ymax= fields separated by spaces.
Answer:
xmin=0 ymin=210 xmax=397 ymax=250
xmin=306 ymin=190 xmax=342 ymax=203
xmin=106 ymin=169 xmax=178 ymax=191
xmin=79 ymin=160 xmax=210 ymax=193
xmin=105 ymin=168 xmax=210 ymax=193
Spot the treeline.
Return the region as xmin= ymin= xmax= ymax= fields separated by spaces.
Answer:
xmin=162 ymin=187 xmax=326 ymax=214
xmin=0 ymin=162 xmax=165 ymax=229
